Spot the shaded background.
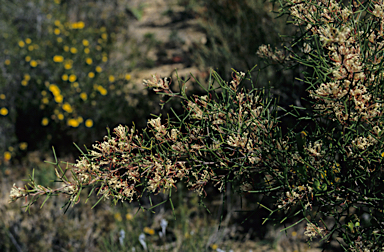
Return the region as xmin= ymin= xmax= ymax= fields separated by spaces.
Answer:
xmin=0 ymin=0 xmax=321 ymax=251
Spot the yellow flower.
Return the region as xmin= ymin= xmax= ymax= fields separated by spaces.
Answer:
xmin=54 ymin=0 xmax=60 ymax=4
xmin=21 ymin=80 xmax=28 ymax=86
xmin=84 ymin=48 xmax=90 ymax=54
xmin=70 ymin=47 xmax=77 ymax=54
xmin=18 ymin=41 xmax=25 ymax=47
xmin=0 ymin=94 xmax=5 ymax=99
xmin=96 ymin=45 xmax=102 ymax=51
xmin=97 ymin=86 xmax=107 ymax=95
xmin=77 ymin=21 xmax=85 ymax=29
xmin=42 ymin=97 xmax=49 ymax=104
xmin=88 ymin=72 xmax=95 ymax=78
xmin=63 ymin=45 xmax=69 ymax=52
xmin=25 ymin=38 xmax=32 ymax=44
xmin=54 ymin=95 xmax=63 ymax=103
xmin=53 ymin=55 xmax=64 ymax=62
xmin=80 ymin=92 xmax=87 ymax=101
xmin=114 ymin=213 xmax=122 ymax=222
xmin=25 ymin=56 xmax=31 ymax=62
xmin=67 ymin=118 xmax=79 ymax=127
xmin=30 ymin=60 xmax=37 ymax=67
xmin=85 ymin=119 xmax=93 ymax=128
xmin=5 ymin=59 xmax=10 ymax=65
xmin=102 ymin=56 xmax=108 ymax=62
xmin=54 ymin=20 xmax=60 ymax=26
xmin=64 ymin=63 xmax=72 ymax=69
xmin=54 ymin=28 xmax=60 ymax=35
xmin=211 ymin=244 xmax=218 ymax=250
xmin=95 ymin=66 xmax=102 ymax=72
xmin=28 ymin=45 xmax=34 ymax=51
xmin=0 ymin=107 xmax=8 ymax=116
xmin=72 ymin=82 xmax=79 ymax=88
xmin=125 ymin=213 xmax=133 ymax=221
xmin=62 ymin=102 xmax=73 ymax=113
xmin=125 ymin=74 xmax=131 ymax=81
xmin=71 ymin=21 xmax=85 ymax=29
xmin=58 ymin=113 xmax=64 ymax=120
xmin=143 ymin=227 xmax=155 ymax=235
xmin=82 ymin=39 xmax=89 ymax=46
xmin=41 ymin=117 xmax=49 ymax=126
xmin=100 ymin=26 xmax=106 ymax=32
xmin=85 ymin=57 xmax=93 ymax=65
xmin=381 ymin=152 xmax=384 ymax=158
xmin=19 ymin=142 xmax=28 ymax=150
xmin=4 ymin=151 xmax=11 ymax=161
xmin=108 ymin=75 xmax=115 ymax=82
xmin=49 ymin=84 xmax=60 ymax=96
xmin=24 ymin=74 xmax=31 ymax=81
xmin=62 ymin=74 xmax=68 ymax=81
xmin=101 ymin=33 xmax=108 ymax=40
xmin=68 ymin=74 xmax=76 ymax=82
xmin=57 ymin=37 xmax=63 ymax=43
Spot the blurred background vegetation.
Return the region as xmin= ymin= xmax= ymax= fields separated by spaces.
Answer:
xmin=1 ymin=0 xmax=320 ymax=251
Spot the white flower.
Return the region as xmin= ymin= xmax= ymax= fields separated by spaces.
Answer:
xmin=9 ymin=184 xmax=26 ymax=202
xmin=304 ymin=222 xmax=325 ymax=240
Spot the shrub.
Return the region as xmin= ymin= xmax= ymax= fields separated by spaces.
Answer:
xmin=9 ymin=0 xmax=384 ymax=250
xmin=0 ymin=0 xmax=150 ymax=160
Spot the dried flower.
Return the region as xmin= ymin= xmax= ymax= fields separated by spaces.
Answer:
xmin=304 ymin=222 xmax=326 ymax=240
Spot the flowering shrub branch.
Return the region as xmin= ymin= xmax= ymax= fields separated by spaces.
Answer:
xmin=9 ymin=0 xmax=384 ymax=250
xmin=260 ymin=0 xmax=384 ymax=249
xmin=10 ymin=69 xmax=285 ymax=206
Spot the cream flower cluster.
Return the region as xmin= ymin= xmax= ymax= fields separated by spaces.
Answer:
xmin=277 ymin=184 xmax=313 ymax=210
xmin=145 ymin=71 xmax=277 ymax=195
xmin=143 ymin=75 xmax=170 ymax=92
xmin=257 ymin=0 xmax=384 ymax=127
xmin=256 ymin=44 xmax=287 ymax=63
xmin=288 ymin=0 xmax=384 ymax=125
xmin=70 ymin=124 xmax=191 ymax=202
xmin=9 ymin=184 xmax=27 ymax=203
xmin=304 ymin=222 xmax=326 ymax=240
xmin=65 ymin=70 xmax=276 ymax=201
xmin=271 ymin=0 xmax=384 ymax=156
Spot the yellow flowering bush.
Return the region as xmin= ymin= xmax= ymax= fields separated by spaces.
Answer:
xmin=0 ymin=0 xmax=151 ymax=159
